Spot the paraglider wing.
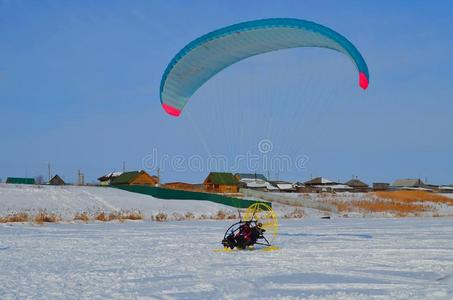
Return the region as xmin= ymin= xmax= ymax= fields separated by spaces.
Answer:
xmin=160 ymin=18 xmax=369 ymax=117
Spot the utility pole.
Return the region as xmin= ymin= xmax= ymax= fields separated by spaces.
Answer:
xmin=157 ymin=167 xmax=160 ymax=186
xmin=78 ymin=170 xmax=85 ymax=186
xmin=48 ymin=162 xmax=51 ymax=182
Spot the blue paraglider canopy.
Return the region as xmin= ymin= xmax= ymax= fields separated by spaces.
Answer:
xmin=160 ymin=18 xmax=369 ymax=117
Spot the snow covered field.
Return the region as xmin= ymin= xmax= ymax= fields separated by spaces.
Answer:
xmin=1 ymin=218 xmax=453 ymax=299
xmin=0 ymin=184 xmax=236 ymax=220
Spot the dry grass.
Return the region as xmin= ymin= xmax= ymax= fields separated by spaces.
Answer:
xmin=95 ymin=211 xmax=143 ymax=222
xmin=95 ymin=212 xmax=108 ymax=222
xmin=214 ymin=210 xmax=226 ymax=220
xmin=0 ymin=213 xmax=29 ymax=223
xmin=107 ymin=212 xmax=125 ymax=222
xmin=154 ymin=212 xmax=168 ymax=222
xmin=284 ymin=208 xmax=305 ymax=219
xmin=171 ymin=213 xmax=185 ymax=221
xmin=74 ymin=212 xmax=90 ymax=222
xmin=121 ymin=211 xmax=143 ymax=220
xmin=185 ymin=212 xmax=195 ymax=220
xmin=226 ymin=212 xmax=237 ymax=219
xmin=374 ymin=191 xmax=453 ymax=205
xmin=332 ymin=199 xmax=427 ymax=215
xmin=34 ymin=211 xmax=60 ymax=224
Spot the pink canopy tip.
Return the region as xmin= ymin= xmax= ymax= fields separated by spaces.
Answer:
xmin=162 ymin=103 xmax=181 ymax=117
xmin=359 ymin=72 xmax=369 ymax=90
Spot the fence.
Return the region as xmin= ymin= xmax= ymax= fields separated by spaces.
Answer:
xmin=113 ymin=185 xmax=270 ymax=209
xmin=240 ymin=188 xmax=337 ymax=212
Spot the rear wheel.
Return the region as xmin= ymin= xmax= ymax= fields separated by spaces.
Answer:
xmin=243 ymin=203 xmax=278 ymax=244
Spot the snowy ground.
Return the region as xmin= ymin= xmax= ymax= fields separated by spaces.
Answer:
xmin=1 ymin=218 xmax=453 ymax=299
xmin=0 ymin=184 xmax=236 ymax=220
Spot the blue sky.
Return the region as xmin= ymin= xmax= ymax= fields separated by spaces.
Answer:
xmin=1 ymin=1 xmax=452 ymax=184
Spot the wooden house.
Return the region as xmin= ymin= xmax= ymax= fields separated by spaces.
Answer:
xmin=109 ymin=171 xmax=158 ymax=186
xmin=162 ymin=182 xmax=203 ymax=192
xmin=203 ymin=172 xmax=239 ymax=193
xmin=49 ymin=174 xmax=65 ymax=185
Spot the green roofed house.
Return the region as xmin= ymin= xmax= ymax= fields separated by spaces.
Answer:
xmin=109 ymin=170 xmax=158 ymax=186
xmin=6 ymin=177 xmax=35 ymax=185
xmin=204 ymin=172 xmax=239 ymax=193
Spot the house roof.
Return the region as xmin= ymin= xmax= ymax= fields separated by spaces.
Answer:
xmin=345 ymin=179 xmax=369 ymax=188
xmin=269 ymin=180 xmax=293 ymax=184
xmin=109 ymin=171 xmax=141 ymax=185
xmin=6 ymin=177 xmax=35 ymax=184
xmin=98 ymin=172 xmax=123 ymax=181
xmin=164 ymin=182 xmax=194 ymax=185
xmin=205 ymin=172 xmax=239 ymax=185
xmin=49 ymin=174 xmax=65 ymax=185
xmin=235 ymin=173 xmax=267 ymax=181
xmin=275 ymin=183 xmax=295 ymax=190
xmin=439 ymin=186 xmax=453 ymax=190
xmin=304 ymin=177 xmax=334 ymax=185
xmin=314 ymin=184 xmax=353 ymax=190
xmin=391 ymin=178 xmax=425 ymax=187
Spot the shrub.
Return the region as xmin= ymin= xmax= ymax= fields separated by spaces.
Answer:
xmin=154 ymin=212 xmax=167 ymax=222
xmin=215 ymin=210 xmax=226 ymax=220
xmin=0 ymin=213 xmax=29 ymax=223
xmin=121 ymin=211 xmax=143 ymax=220
xmin=74 ymin=212 xmax=90 ymax=222
xmin=34 ymin=211 xmax=60 ymax=224
xmin=171 ymin=213 xmax=185 ymax=221
xmin=226 ymin=213 xmax=237 ymax=219
xmin=95 ymin=212 xmax=108 ymax=222
xmin=284 ymin=208 xmax=305 ymax=219
xmin=185 ymin=212 xmax=195 ymax=220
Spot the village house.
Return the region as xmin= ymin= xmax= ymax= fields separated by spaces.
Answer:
xmin=97 ymin=172 xmax=123 ymax=186
xmin=109 ymin=171 xmax=158 ymax=186
xmin=303 ymin=177 xmax=352 ymax=193
xmin=49 ymin=174 xmax=65 ymax=185
xmin=6 ymin=177 xmax=35 ymax=185
xmin=162 ymin=182 xmax=203 ymax=192
xmin=304 ymin=177 xmax=335 ymax=186
xmin=391 ymin=178 xmax=429 ymax=191
xmin=438 ymin=186 xmax=453 ymax=193
xmin=345 ymin=178 xmax=370 ymax=192
xmin=235 ymin=173 xmax=268 ymax=181
xmin=373 ymin=182 xmax=390 ymax=191
xmin=293 ymin=182 xmax=314 ymax=193
xmin=268 ymin=180 xmax=296 ymax=192
xmin=235 ymin=173 xmax=270 ymax=190
xmin=203 ymin=172 xmax=239 ymax=193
